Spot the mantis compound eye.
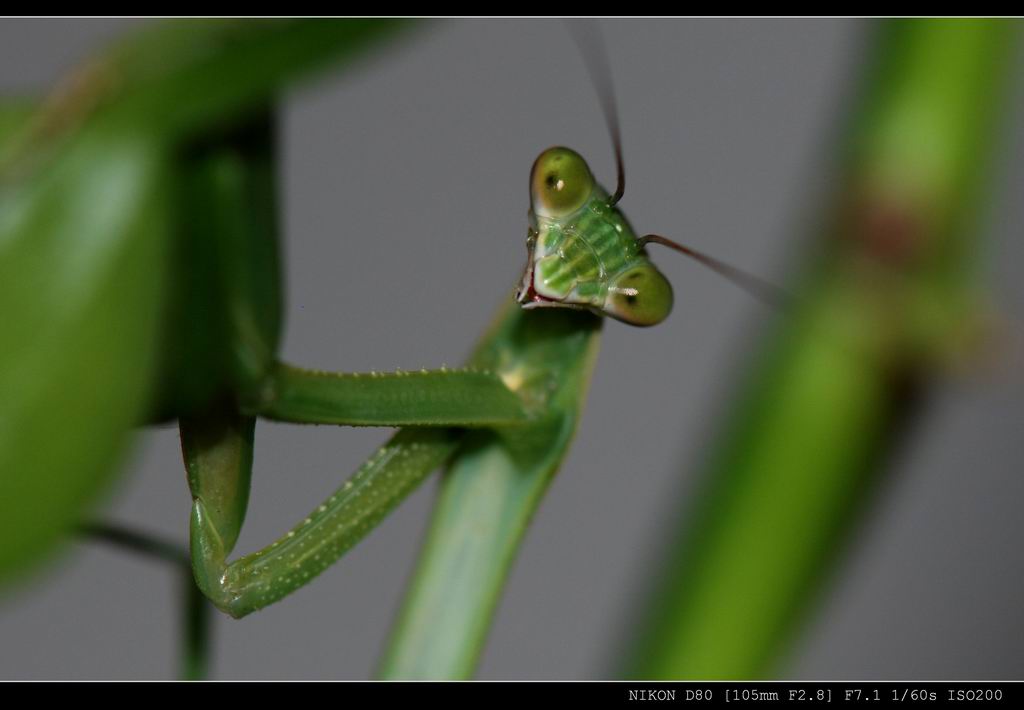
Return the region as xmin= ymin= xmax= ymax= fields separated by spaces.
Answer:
xmin=604 ymin=264 xmax=674 ymax=327
xmin=530 ymin=146 xmax=595 ymax=218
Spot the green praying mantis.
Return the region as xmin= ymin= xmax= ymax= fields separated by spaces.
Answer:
xmin=6 ymin=17 xmax=1014 ymax=683
xmin=189 ymin=38 xmax=783 ymax=617
xmin=183 ymin=137 xmax=778 ymax=619
xmin=0 ymin=19 xmax=781 ymax=671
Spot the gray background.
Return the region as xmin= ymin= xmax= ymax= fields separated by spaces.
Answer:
xmin=1 ymin=19 xmax=1022 ymax=680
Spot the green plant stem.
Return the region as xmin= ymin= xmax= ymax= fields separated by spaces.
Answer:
xmin=180 ymin=565 xmax=213 ymax=681
xmin=626 ymin=19 xmax=1019 ymax=680
xmin=377 ymin=304 xmax=602 ymax=679
xmin=79 ymin=521 xmax=186 ymax=564
xmin=78 ymin=522 xmax=212 ymax=680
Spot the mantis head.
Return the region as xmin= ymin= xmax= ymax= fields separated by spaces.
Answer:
xmin=515 ymin=27 xmax=785 ymax=328
xmin=518 ymin=146 xmax=674 ymax=328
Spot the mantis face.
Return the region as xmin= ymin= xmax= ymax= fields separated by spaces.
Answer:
xmin=515 ymin=147 xmax=674 ymax=327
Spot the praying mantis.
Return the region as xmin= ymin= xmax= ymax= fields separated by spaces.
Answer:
xmin=0 ymin=19 xmax=785 ymax=677
xmin=183 ymin=25 xmax=779 ymax=619
xmin=4 ymin=17 xmax=1016 ymax=684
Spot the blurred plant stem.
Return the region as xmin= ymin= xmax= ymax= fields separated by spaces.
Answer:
xmin=79 ymin=522 xmax=212 ymax=680
xmin=181 ymin=566 xmax=213 ymax=681
xmin=626 ymin=19 xmax=1019 ymax=679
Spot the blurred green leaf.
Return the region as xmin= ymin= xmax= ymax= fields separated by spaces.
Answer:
xmin=0 ymin=18 xmax=413 ymax=584
xmin=0 ymin=101 xmax=35 ymax=142
xmin=0 ymin=124 xmax=171 ymax=582
xmin=101 ymin=19 xmax=411 ymax=140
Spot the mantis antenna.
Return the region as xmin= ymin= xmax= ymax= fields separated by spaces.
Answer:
xmin=570 ymin=20 xmax=790 ymax=312
xmin=568 ymin=19 xmax=625 ymax=206
xmin=638 ymin=234 xmax=793 ymax=310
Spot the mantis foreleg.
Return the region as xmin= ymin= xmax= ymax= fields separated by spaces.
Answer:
xmin=180 ymin=105 xmax=529 ymax=618
xmin=249 ymin=362 xmax=528 ymax=428
xmin=182 ymin=403 xmax=460 ymax=618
